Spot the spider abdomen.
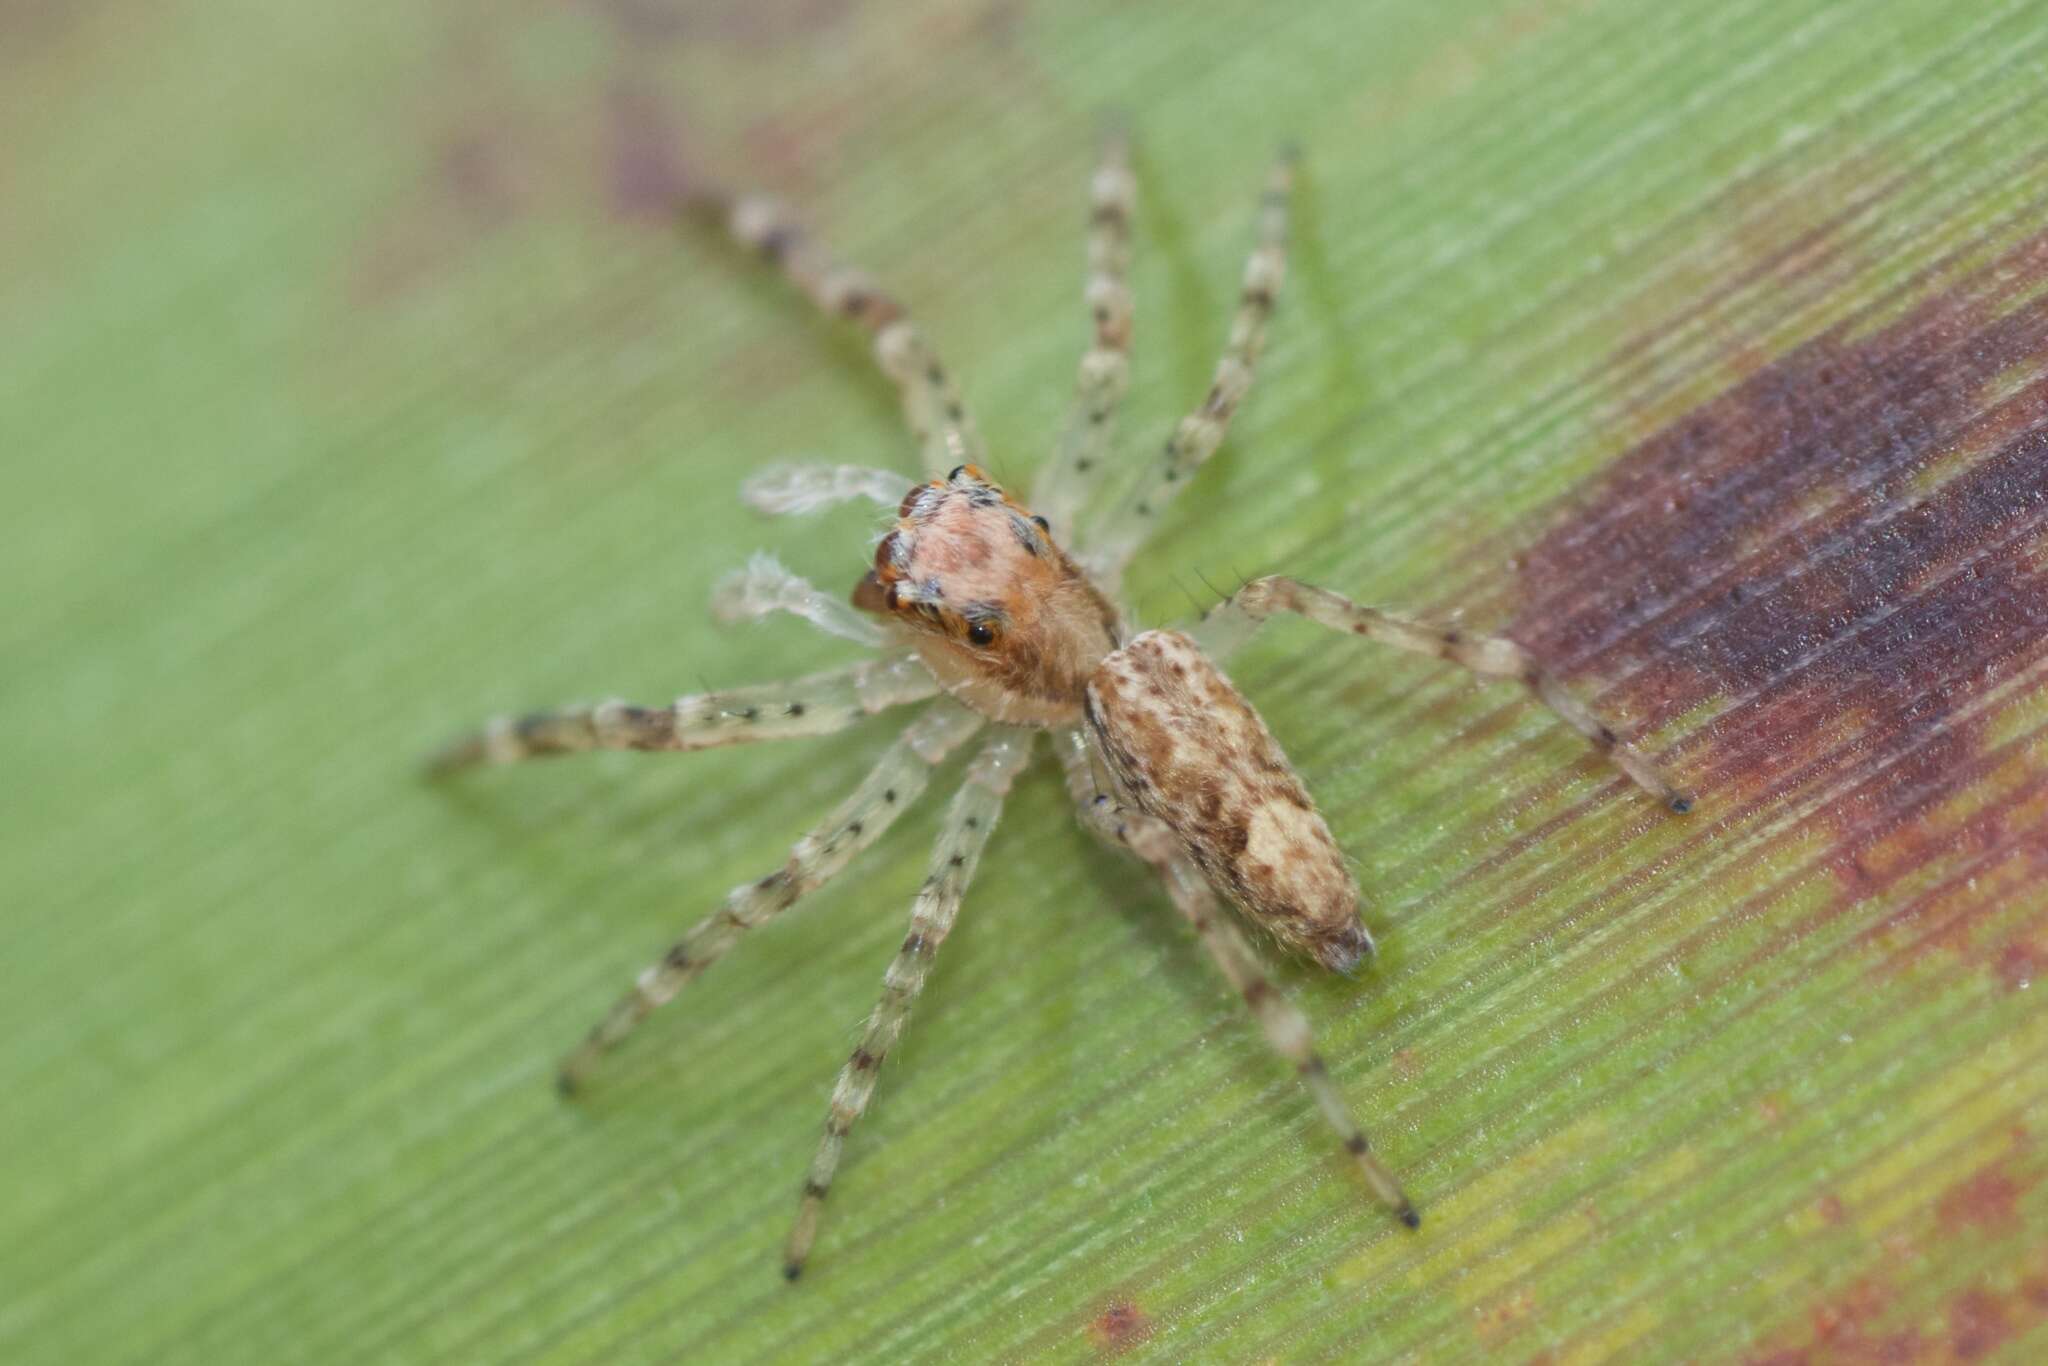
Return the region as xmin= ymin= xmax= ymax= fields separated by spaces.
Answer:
xmin=1084 ymin=629 xmax=1372 ymax=974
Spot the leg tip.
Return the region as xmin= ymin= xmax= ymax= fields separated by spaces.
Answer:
xmin=555 ymin=1068 xmax=582 ymax=1100
xmin=1668 ymin=792 xmax=1695 ymax=815
xmin=1399 ymin=1205 xmax=1422 ymax=1230
xmin=782 ymin=1261 xmax=804 ymax=1283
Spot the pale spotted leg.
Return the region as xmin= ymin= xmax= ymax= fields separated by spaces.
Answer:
xmin=1195 ymin=575 xmax=1694 ymax=811
xmin=1088 ymin=148 xmax=1296 ymax=581
xmin=699 ymin=189 xmax=984 ymax=477
xmin=1054 ymin=732 xmax=1419 ymax=1227
xmin=783 ymin=725 xmax=1036 ymax=1279
xmin=423 ymin=655 xmax=938 ymax=776
xmin=1031 ymin=126 xmax=1137 ymax=539
xmin=558 ymin=701 xmax=984 ymax=1094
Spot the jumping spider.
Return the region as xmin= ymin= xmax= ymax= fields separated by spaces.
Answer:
xmin=428 ymin=133 xmax=1691 ymax=1280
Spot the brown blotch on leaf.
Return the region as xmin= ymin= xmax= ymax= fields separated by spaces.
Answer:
xmin=605 ymin=80 xmax=696 ymax=221
xmin=1936 ymin=1158 xmax=2034 ymax=1237
xmin=1514 ymin=229 xmax=2048 ymax=980
xmin=589 ymin=0 xmax=855 ymax=50
xmin=1947 ymin=1287 xmax=2013 ymax=1361
xmin=1743 ymin=1277 xmax=1922 ymax=1366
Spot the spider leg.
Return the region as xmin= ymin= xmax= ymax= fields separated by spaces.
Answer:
xmin=1196 ymin=575 xmax=1694 ymax=811
xmin=1054 ymin=733 xmax=1418 ymax=1227
xmin=1029 ymin=124 xmax=1136 ymax=538
xmin=782 ymin=726 xmax=1036 ymax=1280
xmin=557 ymin=701 xmax=984 ymax=1094
xmin=1086 ymin=147 xmax=1295 ymax=583
xmin=697 ymin=188 xmax=983 ymax=478
xmin=423 ymin=655 xmax=936 ymax=777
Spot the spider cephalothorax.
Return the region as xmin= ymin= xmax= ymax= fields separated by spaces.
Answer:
xmin=431 ymin=132 xmax=1689 ymax=1280
xmin=853 ymin=463 xmax=1121 ymax=727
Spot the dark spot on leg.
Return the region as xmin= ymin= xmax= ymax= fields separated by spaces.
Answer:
xmin=785 ymin=702 xmax=806 ymax=717
xmin=1345 ymin=1133 xmax=1370 ymax=1154
xmin=850 ymin=1048 xmax=877 ymax=1071
xmin=783 ymin=1262 xmax=803 ymax=1282
xmin=802 ymin=1179 xmax=829 ymax=1199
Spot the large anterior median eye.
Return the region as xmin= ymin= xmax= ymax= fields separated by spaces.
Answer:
xmin=967 ymin=620 xmax=997 ymax=646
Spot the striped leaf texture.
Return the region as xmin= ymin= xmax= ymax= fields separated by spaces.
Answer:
xmin=4 ymin=0 xmax=2044 ymax=1361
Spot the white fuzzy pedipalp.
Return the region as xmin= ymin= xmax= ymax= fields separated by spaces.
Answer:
xmin=712 ymin=552 xmax=887 ymax=647
xmin=742 ymin=463 xmax=908 ymax=518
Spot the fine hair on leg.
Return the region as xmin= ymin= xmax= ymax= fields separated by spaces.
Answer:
xmin=1087 ymin=147 xmax=1297 ymax=582
xmin=1056 ymin=739 xmax=1418 ymax=1227
xmin=557 ymin=702 xmax=983 ymax=1093
xmin=1198 ymin=575 xmax=1694 ymax=810
xmin=782 ymin=727 xmax=1036 ymax=1279
xmin=423 ymin=655 xmax=940 ymax=778
xmin=695 ymin=187 xmax=985 ymax=477
xmin=1031 ymin=123 xmax=1137 ymax=540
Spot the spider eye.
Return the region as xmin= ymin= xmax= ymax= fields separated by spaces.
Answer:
xmin=1031 ymin=514 xmax=1050 ymax=533
xmin=967 ymin=620 xmax=997 ymax=646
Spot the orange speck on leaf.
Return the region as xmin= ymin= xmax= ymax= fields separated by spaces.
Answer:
xmin=1088 ymin=1299 xmax=1152 ymax=1355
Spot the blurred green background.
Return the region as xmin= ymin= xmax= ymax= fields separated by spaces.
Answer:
xmin=6 ymin=0 xmax=2047 ymax=1361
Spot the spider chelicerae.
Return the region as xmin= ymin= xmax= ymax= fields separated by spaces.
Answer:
xmin=428 ymin=131 xmax=1691 ymax=1281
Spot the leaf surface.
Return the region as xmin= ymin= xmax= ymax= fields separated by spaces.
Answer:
xmin=5 ymin=1 xmax=2047 ymax=1361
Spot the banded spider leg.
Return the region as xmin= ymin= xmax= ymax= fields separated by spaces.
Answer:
xmin=784 ymin=726 xmax=1036 ymax=1279
xmin=1058 ymin=735 xmax=1418 ymax=1224
xmin=1192 ymin=575 xmax=1692 ymax=810
xmin=693 ymin=186 xmax=983 ymax=476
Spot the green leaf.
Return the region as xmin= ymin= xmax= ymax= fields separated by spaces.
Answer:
xmin=6 ymin=0 xmax=2046 ymax=1361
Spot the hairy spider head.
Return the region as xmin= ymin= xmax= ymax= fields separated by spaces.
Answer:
xmin=854 ymin=464 xmax=1121 ymax=727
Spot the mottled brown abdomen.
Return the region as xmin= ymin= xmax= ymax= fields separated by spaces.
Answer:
xmin=1085 ymin=630 xmax=1370 ymax=973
